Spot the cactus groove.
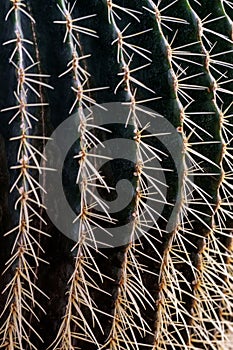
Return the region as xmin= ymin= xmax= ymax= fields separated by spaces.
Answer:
xmin=0 ymin=0 xmax=233 ymax=349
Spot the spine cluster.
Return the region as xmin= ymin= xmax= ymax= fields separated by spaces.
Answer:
xmin=0 ymin=1 xmax=52 ymax=349
xmin=51 ymin=1 xmax=113 ymax=348
xmin=102 ymin=2 xmax=164 ymax=349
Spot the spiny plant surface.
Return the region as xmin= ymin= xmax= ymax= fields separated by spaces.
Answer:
xmin=0 ymin=0 xmax=233 ymax=349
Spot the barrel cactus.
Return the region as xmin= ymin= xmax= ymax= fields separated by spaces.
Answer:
xmin=0 ymin=0 xmax=233 ymax=349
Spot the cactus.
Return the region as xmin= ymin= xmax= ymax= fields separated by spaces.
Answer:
xmin=0 ymin=0 xmax=233 ymax=349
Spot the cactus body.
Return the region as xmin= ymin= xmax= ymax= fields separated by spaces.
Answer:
xmin=0 ymin=1 xmax=233 ymax=349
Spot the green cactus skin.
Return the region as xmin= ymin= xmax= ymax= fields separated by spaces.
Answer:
xmin=0 ymin=1 xmax=233 ymax=350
